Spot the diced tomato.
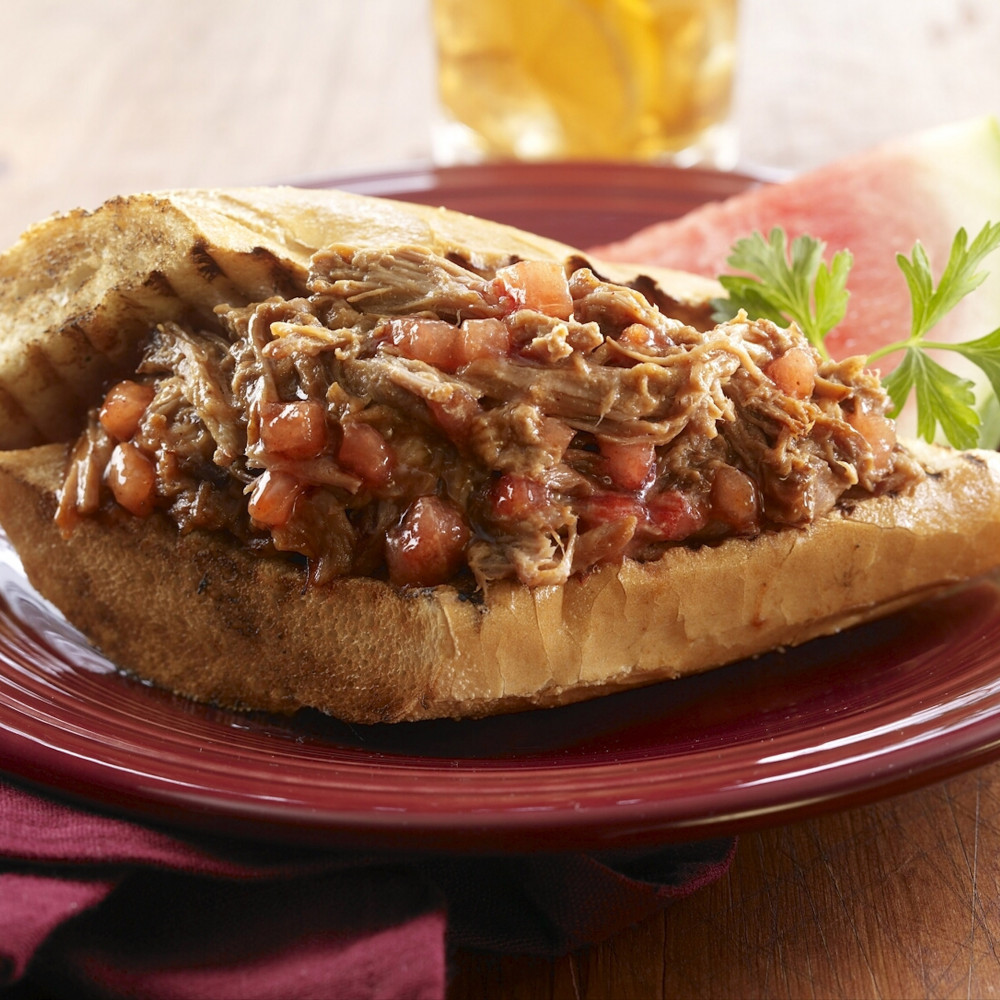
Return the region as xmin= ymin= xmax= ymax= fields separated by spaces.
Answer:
xmin=388 ymin=317 xmax=509 ymax=373
xmin=457 ymin=318 xmax=510 ymax=365
xmin=492 ymin=261 xmax=574 ymax=320
xmin=388 ymin=318 xmax=461 ymax=370
xmin=338 ymin=422 xmax=395 ymax=488
xmin=260 ymin=400 xmax=328 ymax=460
xmin=575 ymin=492 xmax=644 ymax=530
xmin=846 ymin=404 xmax=896 ymax=476
xmin=598 ymin=437 xmax=656 ymax=491
xmin=765 ymin=347 xmax=817 ymax=399
xmin=426 ymin=387 xmax=481 ymax=444
xmin=247 ymin=469 xmax=303 ymax=527
xmin=106 ymin=441 xmax=157 ymax=517
xmin=488 ymin=474 xmax=552 ymax=523
xmin=385 ymin=495 xmax=470 ymax=588
xmin=710 ymin=466 xmax=758 ymax=531
xmin=618 ymin=323 xmax=674 ymax=354
xmin=645 ymin=490 xmax=705 ymax=541
xmin=99 ymin=380 xmax=155 ymax=441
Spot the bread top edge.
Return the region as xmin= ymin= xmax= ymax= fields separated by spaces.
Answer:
xmin=0 ymin=186 xmax=722 ymax=450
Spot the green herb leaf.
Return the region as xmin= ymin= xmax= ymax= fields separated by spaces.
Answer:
xmin=710 ymin=278 xmax=788 ymax=327
xmin=711 ymin=228 xmax=852 ymax=358
xmin=881 ymin=348 xmax=980 ymax=450
xmin=868 ymin=222 xmax=1000 ymax=446
xmin=946 ymin=325 xmax=1000 ymax=404
xmin=812 ymin=249 xmax=853 ymax=338
xmin=716 ymin=220 xmax=1000 ymax=450
xmin=977 ymin=393 xmax=1000 ymax=449
xmin=896 ymin=222 xmax=1000 ymax=340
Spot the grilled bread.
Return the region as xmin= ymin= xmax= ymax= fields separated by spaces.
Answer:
xmin=0 ymin=188 xmax=997 ymax=723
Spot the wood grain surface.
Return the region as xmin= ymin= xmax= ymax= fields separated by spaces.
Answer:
xmin=450 ymin=767 xmax=1000 ymax=998
xmin=2 ymin=2 xmax=1000 ymax=996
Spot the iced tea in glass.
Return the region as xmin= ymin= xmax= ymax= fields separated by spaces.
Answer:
xmin=432 ymin=0 xmax=738 ymax=165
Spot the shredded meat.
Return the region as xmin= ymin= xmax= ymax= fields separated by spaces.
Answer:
xmin=58 ymin=245 xmax=923 ymax=590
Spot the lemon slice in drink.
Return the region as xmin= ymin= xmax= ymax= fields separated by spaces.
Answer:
xmin=435 ymin=0 xmax=652 ymax=159
xmin=519 ymin=0 xmax=653 ymax=158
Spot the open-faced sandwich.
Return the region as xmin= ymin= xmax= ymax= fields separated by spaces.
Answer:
xmin=0 ymin=187 xmax=998 ymax=723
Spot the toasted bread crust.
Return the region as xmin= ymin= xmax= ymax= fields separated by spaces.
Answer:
xmin=0 ymin=187 xmax=720 ymax=449
xmin=1 ymin=187 xmax=999 ymax=723
xmin=0 ymin=440 xmax=997 ymax=722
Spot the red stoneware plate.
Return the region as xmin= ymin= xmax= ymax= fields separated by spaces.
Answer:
xmin=3 ymin=163 xmax=1000 ymax=853
xmin=299 ymin=159 xmax=763 ymax=246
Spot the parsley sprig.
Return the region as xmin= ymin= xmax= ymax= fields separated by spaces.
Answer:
xmin=712 ymin=229 xmax=852 ymax=361
xmin=713 ymin=223 xmax=1000 ymax=449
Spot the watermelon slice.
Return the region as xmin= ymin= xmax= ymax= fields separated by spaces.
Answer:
xmin=594 ymin=117 xmax=1000 ymax=439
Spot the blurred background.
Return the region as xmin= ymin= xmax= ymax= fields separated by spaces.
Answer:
xmin=0 ymin=0 xmax=998 ymax=247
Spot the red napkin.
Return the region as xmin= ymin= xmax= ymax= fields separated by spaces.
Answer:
xmin=1 ymin=777 xmax=735 ymax=999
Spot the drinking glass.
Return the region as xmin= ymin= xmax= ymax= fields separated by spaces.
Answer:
xmin=431 ymin=0 xmax=739 ymax=166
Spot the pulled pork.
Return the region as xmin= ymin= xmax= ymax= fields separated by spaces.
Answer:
xmin=57 ymin=245 xmax=922 ymax=591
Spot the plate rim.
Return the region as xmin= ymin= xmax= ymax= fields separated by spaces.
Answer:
xmin=3 ymin=161 xmax=1000 ymax=852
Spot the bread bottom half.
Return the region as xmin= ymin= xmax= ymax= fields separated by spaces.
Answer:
xmin=0 ymin=441 xmax=998 ymax=723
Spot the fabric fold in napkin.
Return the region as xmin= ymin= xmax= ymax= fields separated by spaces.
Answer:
xmin=0 ymin=777 xmax=736 ymax=999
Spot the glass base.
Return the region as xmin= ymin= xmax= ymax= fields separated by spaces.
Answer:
xmin=661 ymin=120 xmax=740 ymax=171
xmin=432 ymin=116 xmax=740 ymax=171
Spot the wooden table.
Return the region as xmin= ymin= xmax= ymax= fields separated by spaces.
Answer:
xmin=3 ymin=2 xmax=1000 ymax=996
xmin=449 ymin=767 xmax=1000 ymax=998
